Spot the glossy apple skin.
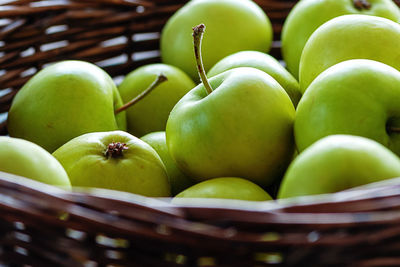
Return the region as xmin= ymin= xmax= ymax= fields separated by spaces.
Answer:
xmin=118 ymin=64 xmax=195 ymax=137
xmin=7 ymin=61 xmax=126 ymax=152
xmin=207 ymin=51 xmax=301 ymax=107
xmin=141 ymin=131 xmax=193 ymax=196
xmin=160 ymin=0 xmax=272 ymax=81
xmin=278 ymin=135 xmax=400 ymax=199
xmin=281 ymin=0 xmax=400 ymax=80
xmin=53 ymin=131 xmax=170 ymax=197
xmin=166 ymin=67 xmax=295 ymax=187
xmin=0 ymin=137 xmax=71 ymax=188
xmin=299 ymin=14 xmax=400 ymax=92
xmin=295 ymin=59 xmax=400 ymax=155
xmin=175 ymin=177 xmax=272 ymax=201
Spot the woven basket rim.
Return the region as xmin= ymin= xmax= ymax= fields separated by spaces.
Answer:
xmin=2 ymin=170 xmax=400 ymax=212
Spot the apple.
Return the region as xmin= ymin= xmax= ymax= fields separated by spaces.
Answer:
xmin=118 ymin=64 xmax=195 ymax=137
xmin=166 ymin=25 xmax=295 ymax=187
xmin=53 ymin=130 xmax=170 ymax=197
xmin=281 ymin=0 xmax=400 ymax=80
xmin=7 ymin=60 xmax=127 ymax=152
xmin=299 ymin=14 xmax=400 ymax=92
xmin=160 ymin=0 xmax=273 ymax=81
xmin=278 ymin=135 xmax=400 ymax=199
xmin=175 ymin=177 xmax=272 ymax=201
xmin=0 ymin=136 xmax=70 ymax=188
xmin=141 ymin=131 xmax=193 ymax=196
xmin=295 ymin=59 xmax=400 ymax=155
xmin=207 ymin=51 xmax=301 ymax=107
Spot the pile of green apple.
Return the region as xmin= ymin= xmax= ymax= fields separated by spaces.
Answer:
xmin=2 ymin=0 xmax=400 ymax=203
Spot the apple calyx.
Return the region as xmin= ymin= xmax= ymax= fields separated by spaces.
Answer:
xmin=193 ymin=24 xmax=213 ymax=95
xmin=105 ymin=142 xmax=129 ymax=158
xmin=353 ymin=0 xmax=371 ymax=10
xmin=115 ymin=73 xmax=168 ymax=114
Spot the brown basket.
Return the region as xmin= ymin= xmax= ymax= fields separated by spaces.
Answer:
xmin=2 ymin=0 xmax=400 ymax=266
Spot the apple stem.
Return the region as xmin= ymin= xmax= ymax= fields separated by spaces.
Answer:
xmin=114 ymin=73 xmax=168 ymax=114
xmin=353 ymin=0 xmax=371 ymax=10
xmin=395 ymin=0 xmax=400 ymax=8
xmin=193 ymin=24 xmax=213 ymax=95
xmin=389 ymin=126 xmax=400 ymax=133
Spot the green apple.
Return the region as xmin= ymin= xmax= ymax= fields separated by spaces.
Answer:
xmin=299 ymin=14 xmax=400 ymax=92
xmin=118 ymin=64 xmax=195 ymax=137
xmin=207 ymin=51 xmax=301 ymax=107
xmin=161 ymin=0 xmax=273 ymax=81
xmin=295 ymin=59 xmax=400 ymax=155
xmin=0 ymin=136 xmax=70 ymax=188
xmin=7 ymin=60 xmax=126 ymax=152
xmin=53 ymin=130 xmax=170 ymax=197
xmin=278 ymin=135 xmax=400 ymax=199
xmin=281 ymin=0 xmax=400 ymax=80
xmin=166 ymin=25 xmax=295 ymax=187
xmin=175 ymin=177 xmax=272 ymax=201
xmin=141 ymin=131 xmax=193 ymax=196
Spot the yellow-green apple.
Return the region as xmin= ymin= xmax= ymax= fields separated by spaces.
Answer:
xmin=7 ymin=60 xmax=126 ymax=152
xmin=175 ymin=177 xmax=272 ymax=201
xmin=295 ymin=59 xmax=400 ymax=155
xmin=53 ymin=131 xmax=170 ymax=197
xmin=166 ymin=25 xmax=295 ymax=187
xmin=299 ymin=14 xmax=400 ymax=92
xmin=161 ymin=0 xmax=273 ymax=81
xmin=0 ymin=136 xmax=70 ymax=188
xmin=282 ymin=0 xmax=400 ymax=80
xmin=207 ymin=51 xmax=301 ymax=107
xmin=118 ymin=64 xmax=195 ymax=137
xmin=141 ymin=131 xmax=193 ymax=196
xmin=278 ymin=135 xmax=400 ymax=199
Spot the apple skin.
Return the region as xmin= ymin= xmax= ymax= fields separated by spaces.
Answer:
xmin=207 ymin=51 xmax=301 ymax=107
xmin=175 ymin=177 xmax=272 ymax=201
xmin=0 ymin=136 xmax=71 ymax=188
xmin=299 ymin=14 xmax=400 ymax=92
xmin=278 ymin=135 xmax=400 ymax=199
xmin=7 ymin=60 xmax=126 ymax=152
xmin=53 ymin=131 xmax=170 ymax=197
xmin=160 ymin=0 xmax=273 ymax=81
xmin=166 ymin=67 xmax=295 ymax=187
xmin=118 ymin=64 xmax=195 ymax=137
xmin=295 ymin=59 xmax=400 ymax=155
xmin=140 ymin=131 xmax=194 ymax=196
xmin=281 ymin=0 xmax=400 ymax=80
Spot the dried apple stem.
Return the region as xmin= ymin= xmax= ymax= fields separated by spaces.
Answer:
xmin=193 ymin=24 xmax=213 ymax=95
xmin=115 ymin=73 xmax=168 ymax=114
xmin=389 ymin=126 xmax=400 ymax=133
xmin=353 ymin=0 xmax=371 ymax=10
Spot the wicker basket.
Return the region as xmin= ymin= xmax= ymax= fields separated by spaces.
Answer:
xmin=1 ymin=0 xmax=400 ymax=266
